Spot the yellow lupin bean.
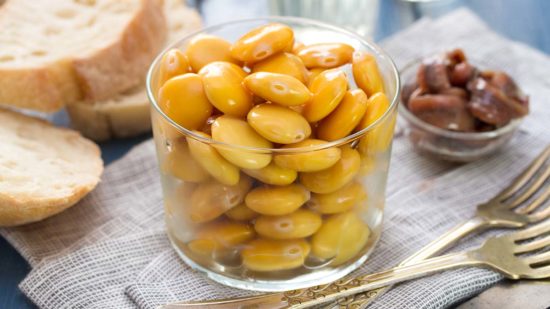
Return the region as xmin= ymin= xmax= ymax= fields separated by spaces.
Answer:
xmin=186 ymin=34 xmax=241 ymax=72
xmin=303 ymin=69 xmax=348 ymax=122
xmin=360 ymin=112 xmax=396 ymax=156
xmin=300 ymin=146 xmax=360 ymax=194
xmin=242 ymin=161 xmax=297 ymax=186
xmin=274 ymin=139 xmax=341 ymax=172
xmin=158 ymin=48 xmax=190 ymax=88
xmin=292 ymin=41 xmax=305 ymax=54
xmin=252 ymin=52 xmax=309 ymax=84
xmin=352 ymin=51 xmax=385 ymax=96
xmin=308 ymin=182 xmax=367 ymax=214
xmin=198 ymin=115 xmax=220 ymax=136
xmin=225 ymin=203 xmax=259 ymax=221
xmin=229 ymin=63 xmax=249 ymax=79
xmin=245 ymin=184 xmax=310 ymax=216
xmin=187 ymin=131 xmax=240 ymax=186
xmin=211 ymin=116 xmax=273 ymax=169
xmin=199 ymin=62 xmax=253 ymax=117
xmin=307 ymin=68 xmax=325 ymax=87
xmin=247 ymin=104 xmax=311 ymax=144
xmin=165 ymin=182 xmax=197 ymax=222
xmin=188 ymin=221 xmax=255 ymax=256
xmin=358 ymin=154 xmax=377 ymax=176
xmin=254 ymin=209 xmax=322 ymax=239
xmin=356 ymin=92 xmax=390 ymax=130
xmin=283 ymin=39 xmax=295 ymax=53
xmin=162 ymin=139 xmax=209 ymax=183
xmin=356 ymin=92 xmax=395 ymax=154
xmin=242 ymin=238 xmax=310 ymax=271
xmin=158 ymin=73 xmax=213 ymax=130
xmin=311 ymin=211 xmax=370 ymax=265
xmin=188 ymin=176 xmax=253 ymax=223
xmin=152 ymin=112 xmax=182 ymax=142
xmin=288 ymin=104 xmax=305 ymax=114
xmin=230 ymin=23 xmax=294 ymax=63
xmin=317 ymin=89 xmax=368 ymax=141
xmin=253 ymin=95 xmax=267 ymax=105
xmin=297 ymin=43 xmax=354 ymax=69
xmin=243 ymin=72 xmax=312 ymax=106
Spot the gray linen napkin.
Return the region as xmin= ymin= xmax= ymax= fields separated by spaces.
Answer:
xmin=1 ymin=8 xmax=549 ymax=309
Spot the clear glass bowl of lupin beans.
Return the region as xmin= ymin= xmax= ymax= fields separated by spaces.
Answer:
xmin=146 ymin=17 xmax=400 ymax=291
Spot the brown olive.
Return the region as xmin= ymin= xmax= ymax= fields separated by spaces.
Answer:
xmin=446 ymin=49 xmax=467 ymax=66
xmin=417 ymin=59 xmax=450 ymax=93
xmin=439 ymin=87 xmax=469 ymax=99
xmin=467 ymin=77 xmax=528 ymax=126
xmin=408 ymin=94 xmax=475 ymax=131
xmin=405 ymin=48 xmax=528 ymax=132
xmin=450 ymin=62 xmax=476 ymax=87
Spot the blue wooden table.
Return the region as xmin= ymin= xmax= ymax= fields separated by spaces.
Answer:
xmin=1 ymin=0 xmax=549 ymax=308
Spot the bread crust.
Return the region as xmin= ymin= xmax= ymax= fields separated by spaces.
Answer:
xmin=74 ymin=0 xmax=167 ymax=102
xmin=0 ymin=60 xmax=81 ymax=112
xmin=0 ymin=0 xmax=167 ymax=112
xmin=66 ymin=87 xmax=152 ymax=141
xmin=0 ymin=108 xmax=103 ymax=227
xmin=0 ymin=182 xmax=98 ymax=227
xmin=67 ymin=1 xmax=202 ymax=141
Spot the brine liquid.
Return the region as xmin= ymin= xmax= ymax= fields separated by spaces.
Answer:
xmin=162 ymin=152 xmax=389 ymax=288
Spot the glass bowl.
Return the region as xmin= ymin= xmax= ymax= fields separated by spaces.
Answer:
xmin=147 ymin=17 xmax=400 ymax=291
xmin=400 ymin=60 xmax=523 ymax=162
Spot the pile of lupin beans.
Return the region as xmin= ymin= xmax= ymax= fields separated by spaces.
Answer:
xmin=153 ymin=23 xmax=395 ymax=275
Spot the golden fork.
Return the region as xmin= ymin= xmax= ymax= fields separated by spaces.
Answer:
xmin=159 ymin=145 xmax=550 ymax=309
xmin=339 ymin=145 xmax=550 ymax=308
xmin=323 ymin=145 xmax=550 ymax=308
xmin=161 ymin=218 xmax=550 ymax=308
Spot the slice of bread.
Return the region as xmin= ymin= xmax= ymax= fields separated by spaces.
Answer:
xmin=0 ymin=0 xmax=167 ymax=112
xmin=66 ymin=0 xmax=202 ymax=141
xmin=66 ymin=86 xmax=152 ymax=141
xmin=0 ymin=108 xmax=103 ymax=227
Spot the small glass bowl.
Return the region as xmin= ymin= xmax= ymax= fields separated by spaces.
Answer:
xmin=399 ymin=60 xmax=523 ymax=162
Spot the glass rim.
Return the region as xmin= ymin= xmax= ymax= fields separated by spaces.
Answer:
xmin=146 ymin=16 xmax=401 ymax=153
xmin=399 ymin=59 xmax=524 ymax=140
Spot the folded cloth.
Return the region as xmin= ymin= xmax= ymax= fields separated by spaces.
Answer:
xmin=2 ymin=8 xmax=549 ymax=309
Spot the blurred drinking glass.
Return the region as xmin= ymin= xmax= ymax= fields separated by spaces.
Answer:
xmin=268 ymin=0 xmax=380 ymax=38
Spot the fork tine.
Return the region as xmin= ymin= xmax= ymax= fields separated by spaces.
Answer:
xmin=512 ymin=219 xmax=550 ymax=240
xmin=522 ymin=250 xmax=550 ymax=265
xmin=497 ymin=146 xmax=550 ymax=201
xmin=525 ymin=265 xmax=550 ymax=279
xmin=515 ymin=234 xmax=550 ymax=254
xmin=521 ymin=185 xmax=550 ymax=214
xmin=529 ymin=205 xmax=550 ymax=223
xmin=506 ymin=164 xmax=550 ymax=209
xmin=531 ymin=264 xmax=550 ymax=278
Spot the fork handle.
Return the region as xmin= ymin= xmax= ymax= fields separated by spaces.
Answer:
xmin=401 ymin=216 xmax=488 ymax=264
xmin=286 ymin=251 xmax=479 ymax=308
xmin=159 ymin=252 xmax=480 ymax=309
xmin=330 ymin=216 xmax=489 ymax=309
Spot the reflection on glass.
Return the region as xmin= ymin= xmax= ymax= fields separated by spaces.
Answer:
xmin=268 ymin=0 xmax=380 ymax=38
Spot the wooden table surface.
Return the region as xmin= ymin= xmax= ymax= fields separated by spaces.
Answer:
xmin=1 ymin=0 xmax=549 ymax=308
